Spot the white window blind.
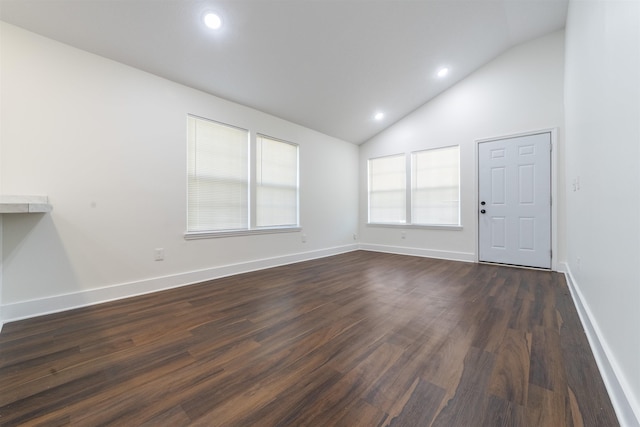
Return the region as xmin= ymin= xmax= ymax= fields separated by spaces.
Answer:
xmin=256 ymin=135 xmax=299 ymax=227
xmin=187 ymin=115 xmax=249 ymax=232
xmin=368 ymin=154 xmax=407 ymax=224
xmin=411 ymin=145 xmax=460 ymax=225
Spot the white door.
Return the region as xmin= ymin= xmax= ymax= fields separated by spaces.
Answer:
xmin=478 ymin=133 xmax=551 ymax=269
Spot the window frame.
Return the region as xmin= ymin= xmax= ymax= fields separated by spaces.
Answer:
xmin=185 ymin=115 xmax=301 ymax=240
xmin=411 ymin=145 xmax=461 ymax=227
xmin=366 ymin=145 xmax=462 ymax=230
xmin=367 ymin=153 xmax=408 ymax=225
xmin=254 ymin=134 xmax=300 ymax=229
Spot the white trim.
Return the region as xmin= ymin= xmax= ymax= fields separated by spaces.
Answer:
xmin=560 ymin=262 xmax=640 ymax=427
xmin=359 ymin=243 xmax=475 ymax=262
xmin=4 ymin=249 xmax=636 ymax=426
xmin=549 ymin=128 xmax=559 ymax=271
xmin=475 ymin=128 xmax=559 ymax=271
xmin=185 ymin=226 xmax=301 ymax=240
xmin=1 ymin=244 xmax=358 ymax=324
xmin=0 ymin=214 xmax=3 ymax=333
xmin=366 ymin=223 xmax=463 ymax=231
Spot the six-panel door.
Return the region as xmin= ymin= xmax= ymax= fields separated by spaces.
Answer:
xmin=478 ymin=133 xmax=551 ymax=269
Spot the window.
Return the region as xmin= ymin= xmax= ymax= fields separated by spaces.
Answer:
xmin=187 ymin=116 xmax=249 ymax=232
xmin=368 ymin=154 xmax=406 ymax=224
xmin=256 ymin=135 xmax=299 ymax=227
xmin=367 ymin=145 xmax=460 ymax=227
xmin=187 ymin=115 xmax=299 ymax=236
xmin=412 ymin=146 xmax=460 ymax=226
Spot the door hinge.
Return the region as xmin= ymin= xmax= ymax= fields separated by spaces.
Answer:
xmin=550 ymin=249 xmax=553 ymax=259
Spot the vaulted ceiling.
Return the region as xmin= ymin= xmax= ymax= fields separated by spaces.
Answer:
xmin=0 ymin=0 xmax=568 ymax=144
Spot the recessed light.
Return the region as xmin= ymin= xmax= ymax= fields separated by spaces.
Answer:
xmin=374 ymin=112 xmax=384 ymax=121
xmin=437 ymin=67 xmax=449 ymax=78
xmin=204 ymin=13 xmax=222 ymax=30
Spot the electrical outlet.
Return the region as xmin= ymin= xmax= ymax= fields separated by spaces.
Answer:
xmin=301 ymin=234 xmax=307 ymax=243
xmin=154 ymin=248 xmax=164 ymax=261
xmin=401 ymin=231 xmax=406 ymax=239
xmin=572 ymin=176 xmax=581 ymax=192
xmin=353 ymin=233 xmax=357 ymax=241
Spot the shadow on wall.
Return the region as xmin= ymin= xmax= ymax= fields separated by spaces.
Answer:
xmin=2 ymin=214 xmax=79 ymax=311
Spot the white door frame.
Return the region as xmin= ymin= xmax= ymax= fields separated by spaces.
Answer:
xmin=474 ymin=128 xmax=558 ymax=271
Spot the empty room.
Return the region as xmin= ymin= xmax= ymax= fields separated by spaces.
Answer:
xmin=0 ymin=0 xmax=638 ymax=425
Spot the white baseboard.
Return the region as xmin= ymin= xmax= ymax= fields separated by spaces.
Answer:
xmin=1 ymin=244 xmax=358 ymax=325
xmin=359 ymin=243 xmax=475 ymax=263
xmin=4 ymin=248 xmax=636 ymax=427
xmin=560 ymin=262 xmax=640 ymax=427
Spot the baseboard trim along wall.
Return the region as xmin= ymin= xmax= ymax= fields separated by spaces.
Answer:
xmin=359 ymin=243 xmax=476 ymax=263
xmin=0 ymin=244 xmax=358 ymax=327
xmin=560 ymin=263 xmax=640 ymax=427
xmin=2 ymin=249 xmax=636 ymax=427
xmin=0 ymin=244 xmax=470 ymax=332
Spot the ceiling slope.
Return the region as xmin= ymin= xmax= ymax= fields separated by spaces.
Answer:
xmin=0 ymin=0 xmax=568 ymax=143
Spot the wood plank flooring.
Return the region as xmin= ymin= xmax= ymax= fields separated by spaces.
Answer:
xmin=0 ymin=251 xmax=618 ymax=426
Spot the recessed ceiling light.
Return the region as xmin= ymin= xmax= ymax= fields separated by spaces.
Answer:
xmin=374 ymin=112 xmax=384 ymax=121
xmin=204 ymin=13 xmax=222 ymax=30
xmin=437 ymin=67 xmax=449 ymax=78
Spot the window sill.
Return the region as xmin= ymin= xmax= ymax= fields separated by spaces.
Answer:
xmin=366 ymin=223 xmax=463 ymax=231
xmin=185 ymin=226 xmax=302 ymax=240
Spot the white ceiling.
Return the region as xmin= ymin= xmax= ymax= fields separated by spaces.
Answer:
xmin=0 ymin=0 xmax=568 ymax=144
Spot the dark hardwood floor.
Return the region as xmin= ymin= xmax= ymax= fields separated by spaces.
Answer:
xmin=0 ymin=251 xmax=618 ymax=426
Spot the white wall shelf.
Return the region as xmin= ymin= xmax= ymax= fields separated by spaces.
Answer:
xmin=0 ymin=195 xmax=52 ymax=213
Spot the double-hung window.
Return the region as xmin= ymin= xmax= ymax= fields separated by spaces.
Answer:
xmin=411 ymin=146 xmax=460 ymax=226
xmin=368 ymin=154 xmax=407 ymax=224
xmin=367 ymin=145 xmax=460 ymax=227
xmin=187 ymin=116 xmax=249 ymax=232
xmin=256 ymin=135 xmax=299 ymax=227
xmin=187 ymin=115 xmax=299 ymax=237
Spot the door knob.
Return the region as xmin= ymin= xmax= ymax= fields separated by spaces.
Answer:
xmin=481 ymin=201 xmax=486 ymax=205
xmin=480 ymin=209 xmax=486 ymax=214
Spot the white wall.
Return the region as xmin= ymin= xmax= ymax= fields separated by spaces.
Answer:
xmin=2 ymin=10 xmax=638 ymax=422
xmin=564 ymin=0 xmax=640 ymax=424
xmin=0 ymin=215 xmax=3 ymax=330
xmin=0 ymin=54 xmax=3 ymax=327
xmin=359 ymin=31 xmax=565 ymax=263
xmin=0 ymin=22 xmax=359 ymax=321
